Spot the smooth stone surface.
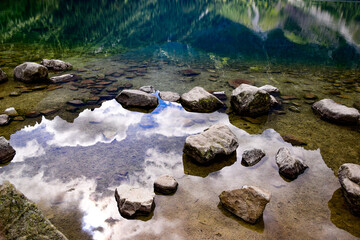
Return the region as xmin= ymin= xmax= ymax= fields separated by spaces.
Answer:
xmin=181 ymin=86 xmax=224 ymax=113
xmin=159 ymin=91 xmax=180 ymax=102
xmin=116 ymin=90 xmax=158 ymax=109
xmin=0 ymin=137 xmax=16 ymax=164
xmin=282 ymin=135 xmax=307 ymax=146
xmin=231 ymin=84 xmax=271 ymax=117
xmin=259 ymin=85 xmax=280 ymax=95
xmin=0 ymin=114 xmax=10 ymax=126
xmin=49 ymin=74 xmax=75 ymax=83
xmin=0 ymin=68 xmax=8 ymax=83
xmin=14 ymin=62 xmax=48 ymax=83
xmin=3 ymin=107 xmax=18 ymax=117
xmin=183 ymin=123 xmax=239 ymax=164
xmin=0 ymin=181 xmax=68 ymax=239
xmin=139 ymin=85 xmax=155 ymax=93
xmin=312 ymin=99 xmax=360 ymax=125
xmin=115 ymin=185 xmax=155 ymax=218
xmin=338 ymin=163 xmax=360 ymax=216
xmin=219 ymin=186 xmax=271 ymax=224
xmin=241 ymin=148 xmax=265 ymax=166
xmin=275 ymin=148 xmax=308 ymax=180
xmin=41 ymin=59 xmax=72 ymax=71
xmin=154 ymin=175 xmax=178 ymax=194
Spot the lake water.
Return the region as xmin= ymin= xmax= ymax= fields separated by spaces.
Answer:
xmin=0 ymin=0 xmax=360 ymax=239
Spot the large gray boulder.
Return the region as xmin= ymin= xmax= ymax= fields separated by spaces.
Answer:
xmin=242 ymin=148 xmax=265 ymax=166
xmin=219 ymin=186 xmax=271 ymax=224
xmin=183 ymin=124 xmax=239 ymax=164
xmin=115 ymin=185 xmax=155 ymax=218
xmin=275 ymin=148 xmax=308 ymax=180
xmin=0 ymin=137 xmax=16 ymax=164
xmin=14 ymin=62 xmax=48 ymax=83
xmin=159 ymin=91 xmax=180 ymax=102
xmin=338 ymin=163 xmax=360 ymax=216
xmin=41 ymin=59 xmax=72 ymax=71
xmin=116 ymin=89 xmax=158 ymax=109
xmin=181 ymin=86 xmax=224 ymax=113
xmin=0 ymin=114 xmax=10 ymax=126
xmin=231 ymin=84 xmax=271 ymax=116
xmin=312 ymin=99 xmax=360 ymax=125
xmin=0 ymin=68 xmax=8 ymax=83
xmin=154 ymin=175 xmax=178 ymax=194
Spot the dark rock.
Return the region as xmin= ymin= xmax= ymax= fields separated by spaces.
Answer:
xmin=282 ymin=135 xmax=307 ymax=146
xmin=181 ymin=86 xmax=224 ymax=113
xmin=66 ymin=106 xmax=79 ymax=113
xmin=275 ymin=148 xmax=308 ymax=180
xmin=180 ymin=69 xmax=200 ymax=76
xmin=159 ymin=91 xmax=180 ymax=102
xmin=13 ymin=116 xmax=25 ymax=121
xmin=288 ymin=106 xmax=300 ymax=113
xmin=241 ymin=148 xmax=265 ymax=166
xmin=304 ymin=93 xmax=318 ymax=100
xmin=0 ymin=137 xmax=16 ymax=164
xmin=25 ymin=111 xmax=41 ymax=118
xmin=9 ymin=92 xmax=21 ymax=97
xmin=0 ymin=68 xmax=8 ymax=83
xmin=154 ymin=175 xmax=178 ymax=194
xmin=0 ymin=114 xmax=10 ymax=126
xmin=14 ymin=62 xmax=48 ymax=83
xmin=40 ymin=109 xmax=58 ymax=116
xmin=116 ymin=90 xmax=158 ymax=109
xmin=281 ymin=96 xmax=298 ymax=100
xmin=211 ymin=91 xmax=227 ymax=101
xmin=338 ymin=163 xmax=360 ymax=216
xmin=41 ymin=59 xmax=72 ymax=71
xmin=31 ymin=85 xmax=48 ymax=91
xmin=228 ymin=79 xmax=253 ymax=88
xmin=67 ymin=100 xmax=85 ymax=106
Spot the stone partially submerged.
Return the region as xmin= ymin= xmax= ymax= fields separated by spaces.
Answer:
xmin=115 ymin=185 xmax=155 ymax=218
xmin=14 ymin=62 xmax=48 ymax=83
xmin=0 ymin=181 xmax=68 ymax=239
xmin=219 ymin=186 xmax=271 ymax=224
xmin=41 ymin=59 xmax=72 ymax=71
xmin=183 ymin=124 xmax=239 ymax=164
xmin=0 ymin=137 xmax=16 ymax=164
xmin=338 ymin=163 xmax=360 ymax=216
xmin=241 ymin=148 xmax=265 ymax=166
xmin=181 ymin=86 xmax=224 ymax=113
xmin=275 ymin=148 xmax=308 ymax=180
xmin=116 ymin=89 xmax=158 ymax=109
xmin=154 ymin=175 xmax=178 ymax=194
xmin=50 ymin=74 xmax=76 ymax=83
xmin=159 ymin=91 xmax=180 ymax=102
xmin=312 ymin=99 xmax=360 ymax=125
xmin=0 ymin=68 xmax=8 ymax=83
xmin=0 ymin=114 xmax=10 ymax=126
xmin=231 ymin=84 xmax=271 ymax=117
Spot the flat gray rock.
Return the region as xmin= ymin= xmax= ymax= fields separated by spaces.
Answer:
xmin=259 ymin=85 xmax=280 ymax=95
xmin=231 ymin=84 xmax=271 ymax=117
xmin=159 ymin=91 xmax=180 ymax=102
xmin=116 ymin=89 xmax=158 ymax=109
xmin=312 ymin=99 xmax=360 ymax=125
xmin=0 ymin=68 xmax=8 ymax=83
xmin=219 ymin=186 xmax=271 ymax=224
xmin=115 ymin=185 xmax=155 ymax=218
xmin=338 ymin=163 xmax=360 ymax=216
xmin=183 ymin=123 xmax=239 ymax=164
xmin=50 ymin=74 xmax=75 ymax=83
xmin=242 ymin=148 xmax=265 ymax=166
xmin=0 ymin=137 xmax=16 ymax=164
xmin=14 ymin=62 xmax=48 ymax=83
xmin=181 ymin=86 xmax=224 ymax=113
xmin=0 ymin=114 xmax=10 ymax=126
xmin=139 ymin=85 xmax=155 ymax=93
xmin=154 ymin=175 xmax=178 ymax=194
xmin=41 ymin=59 xmax=72 ymax=71
xmin=3 ymin=107 xmax=18 ymax=117
xmin=276 ymin=148 xmax=308 ymax=180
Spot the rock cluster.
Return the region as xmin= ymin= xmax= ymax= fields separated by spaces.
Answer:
xmin=181 ymin=86 xmax=224 ymax=113
xmin=275 ymin=148 xmax=308 ymax=180
xmin=338 ymin=163 xmax=360 ymax=216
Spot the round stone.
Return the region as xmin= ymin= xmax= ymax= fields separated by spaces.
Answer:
xmin=154 ymin=175 xmax=178 ymax=194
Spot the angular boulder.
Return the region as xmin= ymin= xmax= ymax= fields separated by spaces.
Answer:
xmin=312 ymin=99 xmax=360 ymax=125
xmin=219 ymin=186 xmax=271 ymax=224
xmin=115 ymin=185 xmax=155 ymax=218
xmin=116 ymin=90 xmax=158 ymax=109
xmin=154 ymin=175 xmax=178 ymax=194
xmin=181 ymin=86 xmax=224 ymax=113
xmin=242 ymin=148 xmax=265 ymax=166
xmin=0 ymin=137 xmax=16 ymax=164
xmin=0 ymin=114 xmax=10 ymax=126
xmin=41 ymin=59 xmax=72 ymax=71
xmin=159 ymin=91 xmax=180 ymax=102
xmin=183 ymin=124 xmax=239 ymax=164
xmin=0 ymin=68 xmax=8 ymax=83
xmin=231 ymin=84 xmax=271 ymax=117
xmin=259 ymin=85 xmax=280 ymax=95
xmin=338 ymin=163 xmax=360 ymax=216
xmin=14 ymin=62 xmax=48 ymax=83
xmin=275 ymin=148 xmax=308 ymax=180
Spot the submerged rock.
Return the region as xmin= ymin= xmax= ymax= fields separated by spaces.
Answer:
xmin=275 ymin=148 xmax=308 ymax=180
xmin=179 ymin=69 xmax=200 ymax=76
xmin=219 ymin=186 xmax=271 ymax=224
xmin=41 ymin=59 xmax=72 ymax=71
xmin=0 ymin=68 xmax=8 ymax=83
xmin=14 ymin=62 xmax=48 ymax=83
xmin=0 ymin=114 xmax=10 ymax=126
xmin=159 ymin=91 xmax=180 ymax=102
xmin=115 ymin=185 xmax=155 ymax=218
xmin=139 ymin=85 xmax=156 ymax=93
xmin=228 ymin=79 xmax=253 ymax=88
xmin=0 ymin=181 xmax=68 ymax=239
xmin=0 ymin=137 xmax=16 ymax=164
xmin=312 ymin=99 xmax=360 ymax=125
xmin=282 ymin=135 xmax=307 ymax=146
xmin=338 ymin=163 xmax=360 ymax=216
xmin=259 ymin=85 xmax=280 ymax=95
xmin=231 ymin=84 xmax=271 ymax=117
xmin=241 ymin=148 xmax=265 ymax=166
xmin=116 ymin=89 xmax=158 ymax=109
xmin=67 ymin=100 xmax=85 ymax=106
xmin=183 ymin=123 xmax=239 ymax=164
xmin=154 ymin=175 xmax=178 ymax=194
xmin=181 ymin=86 xmax=224 ymax=113
xmin=50 ymin=74 xmax=76 ymax=83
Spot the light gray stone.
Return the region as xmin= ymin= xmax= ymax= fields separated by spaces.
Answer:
xmin=0 ymin=137 xmax=16 ymax=164
xmin=276 ymin=148 xmax=308 ymax=180
xmin=3 ymin=107 xmax=18 ymax=117
xmin=338 ymin=163 xmax=360 ymax=216
xmin=219 ymin=186 xmax=271 ymax=224
xmin=50 ymin=74 xmax=75 ymax=83
xmin=259 ymin=85 xmax=280 ymax=95
xmin=116 ymin=89 xmax=158 ymax=109
xmin=14 ymin=62 xmax=48 ymax=83
xmin=181 ymin=86 xmax=224 ymax=113
xmin=312 ymin=99 xmax=360 ymax=125
xmin=231 ymin=84 xmax=271 ymax=117
xmin=0 ymin=114 xmax=10 ymax=126
xmin=154 ymin=175 xmax=178 ymax=194
xmin=0 ymin=68 xmax=8 ymax=83
xmin=270 ymin=95 xmax=280 ymax=107
xmin=183 ymin=124 xmax=239 ymax=164
xmin=242 ymin=148 xmax=265 ymax=166
xmin=41 ymin=59 xmax=72 ymax=71
xmin=139 ymin=85 xmax=155 ymax=93
xmin=159 ymin=91 xmax=180 ymax=102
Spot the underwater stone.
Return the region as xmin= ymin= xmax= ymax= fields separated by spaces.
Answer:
xmin=231 ymin=84 xmax=271 ymax=117
xmin=338 ymin=163 xmax=360 ymax=216
xmin=183 ymin=123 xmax=239 ymax=164
xmin=139 ymin=85 xmax=156 ymax=93
xmin=67 ymin=100 xmax=85 ymax=106
xmin=0 ymin=114 xmax=10 ymax=126
xmin=25 ymin=111 xmax=41 ymax=118
xmin=228 ymin=79 xmax=253 ymax=88
xmin=49 ymin=74 xmax=75 ymax=83
xmin=115 ymin=185 xmax=155 ymax=218
xmin=14 ymin=62 xmax=48 ymax=83
xmin=41 ymin=59 xmax=72 ymax=71
xmin=181 ymin=86 xmax=224 ymax=113
xmin=159 ymin=91 xmax=180 ymax=102
xmin=0 ymin=137 xmax=16 ymax=164
xmin=116 ymin=89 xmax=158 ymax=109
xmin=241 ymin=148 xmax=265 ymax=166
xmin=0 ymin=68 xmax=8 ymax=83
xmin=179 ymin=69 xmax=200 ymax=76
xmin=219 ymin=186 xmax=271 ymax=224
xmin=312 ymin=99 xmax=360 ymax=125
xmin=282 ymin=135 xmax=307 ymax=146
xmin=275 ymin=148 xmax=308 ymax=180
xmin=154 ymin=175 xmax=178 ymax=194
xmin=259 ymin=85 xmax=280 ymax=95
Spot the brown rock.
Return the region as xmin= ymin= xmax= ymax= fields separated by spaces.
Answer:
xmin=179 ymin=69 xmax=200 ymax=76
xmin=228 ymin=79 xmax=253 ymax=88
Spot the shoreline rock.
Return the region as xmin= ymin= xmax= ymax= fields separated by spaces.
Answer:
xmin=338 ymin=163 xmax=360 ymax=216
xmin=0 ymin=114 xmax=10 ymax=126
xmin=0 ymin=68 xmax=8 ymax=83
xmin=181 ymin=86 xmax=224 ymax=113
xmin=116 ymin=89 xmax=159 ymax=109
xmin=0 ymin=137 xmax=16 ymax=164
xmin=241 ymin=148 xmax=265 ymax=166
xmin=159 ymin=91 xmax=180 ymax=102
xmin=275 ymin=148 xmax=308 ymax=180
xmin=14 ymin=62 xmax=48 ymax=83
xmin=41 ymin=59 xmax=72 ymax=71
xmin=154 ymin=175 xmax=178 ymax=194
